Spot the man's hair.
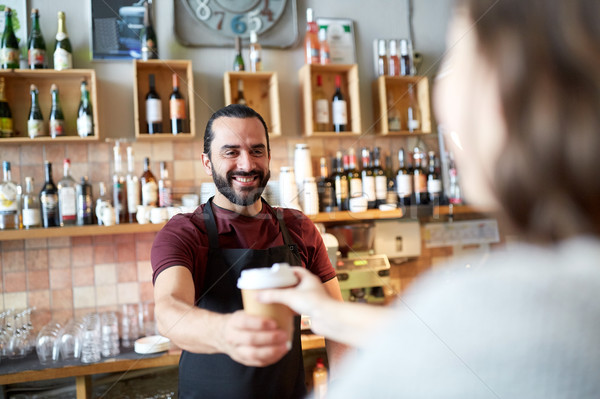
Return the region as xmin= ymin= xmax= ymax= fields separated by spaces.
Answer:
xmin=461 ymin=0 xmax=600 ymax=241
xmin=203 ymin=104 xmax=270 ymax=158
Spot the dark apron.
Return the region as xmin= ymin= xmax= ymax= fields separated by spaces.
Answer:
xmin=178 ymin=198 xmax=306 ymax=399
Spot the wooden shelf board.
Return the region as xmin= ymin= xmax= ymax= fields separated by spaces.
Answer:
xmin=0 ymin=223 xmax=165 ymax=241
xmin=309 ymin=208 xmax=404 ymax=223
xmin=0 ymin=136 xmax=99 ymax=144
xmin=134 ymin=133 xmax=194 ymax=142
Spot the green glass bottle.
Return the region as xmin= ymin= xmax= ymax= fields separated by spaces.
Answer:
xmin=0 ymin=77 xmax=13 ymax=138
xmin=49 ymin=84 xmax=65 ymax=137
xmin=28 ymin=84 xmax=44 ymax=138
xmin=140 ymin=1 xmax=157 ymax=60
xmin=77 ymin=80 xmax=93 ymax=137
xmin=27 ymin=8 xmax=46 ymax=69
xmin=53 ymin=11 xmax=72 ymax=70
xmin=0 ymin=8 xmax=20 ymax=69
xmin=233 ymin=36 xmax=245 ymax=71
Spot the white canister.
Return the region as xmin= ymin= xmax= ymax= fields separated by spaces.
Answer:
xmin=279 ymin=166 xmax=301 ymax=210
xmin=302 ymin=177 xmax=319 ymax=215
xmin=294 ymin=144 xmax=313 ymax=194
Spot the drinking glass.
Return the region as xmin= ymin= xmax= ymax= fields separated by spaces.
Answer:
xmin=120 ymin=304 xmax=140 ymax=348
xmin=58 ymin=318 xmax=83 ymax=360
xmin=81 ymin=313 xmax=101 ymax=363
xmin=35 ymin=321 xmax=62 ymax=364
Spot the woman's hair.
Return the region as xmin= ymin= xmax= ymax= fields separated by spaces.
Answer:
xmin=461 ymin=0 xmax=600 ymax=242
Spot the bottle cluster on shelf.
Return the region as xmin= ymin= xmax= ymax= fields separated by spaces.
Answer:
xmin=374 ymin=38 xmax=415 ymax=78
xmin=0 ymin=145 xmax=177 ymax=231
xmin=313 ymin=74 xmax=348 ymax=133
xmin=144 ymin=73 xmax=187 ymax=134
xmin=304 ymin=8 xmax=331 ymax=65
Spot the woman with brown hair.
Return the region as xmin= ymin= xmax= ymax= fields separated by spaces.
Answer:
xmin=260 ymin=0 xmax=600 ymax=397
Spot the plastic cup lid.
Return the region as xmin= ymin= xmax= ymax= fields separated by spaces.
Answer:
xmin=237 ymin=263 xmax=298 ymax=289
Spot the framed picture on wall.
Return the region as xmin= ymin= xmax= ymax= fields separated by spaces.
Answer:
xmin=90 ymin=0 xmax=150 ymax=60
xmin=0 ymin=0 xmax=28 ymax=62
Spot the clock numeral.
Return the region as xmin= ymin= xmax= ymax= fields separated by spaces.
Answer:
xmin=194 ymin=0 xmax=212 ymax=21
xmin=231 ymin=14 xmax=247 ymax=35
xmin=213 ymin=11 xmax=225 ymax=30
xmin=247 ymin=9 xmax=263 ymax=32
xmin=261 ymin=0 xmax=274 ymax=22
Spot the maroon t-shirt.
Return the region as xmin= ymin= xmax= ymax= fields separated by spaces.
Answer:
xmin=151 ymin=201 xmax=336 ymax=298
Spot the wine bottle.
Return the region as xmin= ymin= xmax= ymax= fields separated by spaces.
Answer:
xmin=396 ymin=148 xmax=412 ymax=207
xmin=412 ymin=147 xmax=428 ymax=205
xmin=28 ymin=84 xmax=45 ymax=138
xmin=346 ymin=149 xmax=362 ymax=200
xmin=39 ymin=161 xmax=59 ymax=228
xmin=27 ymin=9 xmax=46 ymax=69
xmin=249 ymin=30 xmax=262 ymax=72
xmin=126 ymin=146 xmax=140 ymax=223
xmin=304 ymin=8 xmax=319 ymax=64
xmin=314 ymin=75 xmax=329 ymax=132
xmin=140 ymin=157 xmax=158 ymax=206
xmin=58 ymin=158 xmax=77 ymax=226
xmin=0 ymin=76 xmax=13 ymax=138
xmin=77 ymin=80 xmax=93 ymax=137
xmin=332 ymin=151 xmax=349 ymax=211
xmin=158 ymin=161 xmax=172 ymax=208
xmin=21 ymin=176 xmax=41 ymax=229
xmin=54 ymin=11 xmax=72 ymax=70
xmin=170 ymin=73 xmax=186 ymax=134
xmin=373 ymin=147 xmax=388 ymax=207
xmin=49 ymin=84 xmax=65 ymax=137
xmin=318 ymin=28 xmax=330 ymax=65
xmin=76 ymin=176 xmax=93 ymax=225
xmin=360 ymin=148 xmax=376 ymax=209
xmin=388 ymin=39 xmax=400 ymax=76
xmin=0 ymin=161 xmax=19 ymax=229
xmin=146 ymin=74 xmax=162 ymax=133
xmin=407 ymin=83 xmax=421 ymax=132
xmin=377 ymin=39 xmax=388 ymax=77
xmin=427 ymin=151 xmax=442 ymax=204
xmin=317 ymin=157 xmax=336 ymax=213
xmin=384 ymin=155 xmax=399 ymax=205
xmin=96 ymin=182 xmax=110 ymax=225
xmin=332 ymin=75 xmax=347 ymax=133
xmin=112 ymin=145 xmax=127 ymax=224
xmin=141 ymin=1 xmax=157 ymax=61
xmin=236 ymin=80 xmax=247 ymax=105
xmin=399 ymin=39 xmax=411 ymax=76
xmin=233 ymin=36 xmax=245 ymax=71
xmin=0 ymin=8 xmax=20 ymax=69
xmin=387 ymin=92 xmax=401 ymax=132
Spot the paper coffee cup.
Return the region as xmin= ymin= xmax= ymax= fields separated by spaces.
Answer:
xmin=237 ymin=263 xmax=298 ymax=342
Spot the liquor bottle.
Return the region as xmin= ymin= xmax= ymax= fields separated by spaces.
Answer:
xmin=373 ymin=147 xmax=388 ymax=207
xmin=236 ymin=80 xmax=247 ymax=105
xmin=170 ymin=73 xmax=186 ymax=134
xmin=96 ymin=182 xmax=110 ymax=225
xmin=312 ymin=357 xmax=328 ymax=399
xmin=112 ymin=145 xmax=127 ymax=224
xmin=0 ymin=161 xmax=19 ymax=229
xmin=317 ymin=157 xmax=336 ymax=213
xmin=412 ymin=147 xmax=428 ymax=205
xmin=396 ymin=148 xmax=412 ymax=207
xmin=407 ymin=83 xmax=421 ymax=132
xmin=140 ymin=157 xmax=158 ymax=206
xmin=384 ymin=155 xmax=398 ymax=205
xmin=77 ymin=80 xmax=93 ymax=137
xmin=314 ymin=75 xmax=329 ymax=132
xmin=141 ymin=1 xmax=157 ymax=61
xmin=126 ymin=146 xmax=140 ymax=223
xmin=49 ymin=84 xmax=65 ymax=137
xmin=58 ymin=158 xmax=77 ymax=226
xmin=158 ymin=161 xmax=172 ymax=208
xmin=332 ymin=152 xmax=349 ymax=211
xmin=304 ymin=8 xmax=319 ymax=64
xmin=447 ymin=153 xmax=463 ymax=205
xmin=146 ymin=74 xmax=162 ymax=133
xmin=360 ymin=148 xmax=376 ymax=209
xmin=54 ymin=11 xmax=72 ymax=70
xmin=376 ymin=39 xmax=387 ymax=77
xmin=332 ymin=75 xmax=347 ymax=133
xmin=39 ymin=161 xmax=59 ymax=228
xmin=0 ymin=76 xmax=13 ymax=138
xmin=318 ymin=28 xmax=330 ymax=65
xmin=27 ymin=9 xmax=46 ymax=69
xmin=0 ymin=8 xmax=20 ymax=69
xmin=399 ymin=39 xmax=411 ymax=76
xmin=233 ymin=36 xmax=245 ymax=71
xmin=21 ymin=176 xmax=41 ymax=229
xmin=76 ymin=176 xmax=94 ymax=225
xmin=427 ymin=151 xmax=442 ymax=204
xmin=388 ymin=39 xmax=400 ymax=76
xmin=346 ymin=149 xmax=362 ymax=200
xmin=249 ymin=30 xmax=262 ymax=72
xmin=28 ymin=84 xmax=45 ymax=138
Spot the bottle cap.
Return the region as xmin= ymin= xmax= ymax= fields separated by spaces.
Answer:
xmin=318 ymin=27 xmax=327 ymax=41
xmin=400 ymin=39 xmax=409 ymax=55
xmin=378 ymin=39 xmax=387 ymax=56
xmin=250 ymin=30 xmax=258 ymax=44
xmin=306 ymin=8 xmax=314 ymax=22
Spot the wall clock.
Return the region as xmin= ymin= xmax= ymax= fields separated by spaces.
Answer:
xmin=175 ymin=0 xmax=298 ymax=48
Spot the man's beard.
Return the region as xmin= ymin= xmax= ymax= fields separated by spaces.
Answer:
xmin=212 ymin=168 xmax=271 ymax=206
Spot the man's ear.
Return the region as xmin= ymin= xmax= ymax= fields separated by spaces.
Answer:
xmin=201 ymin=153 xmax=212 ymax=176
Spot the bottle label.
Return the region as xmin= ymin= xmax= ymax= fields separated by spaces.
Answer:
xmin=22 ymin=208 xmax=41 ymax=227
xmin=332 ymin=100 xmax=348 ymax=126
xmin=54 ymin=48 xmax=72 ymax=70
xmin=127 ymin=177 xmax=141 ymax=212
xmin=396 ymin=174 xmax=413 ymax=197
xmin=335 ymin=179 xmax=348 ymax=203
xmin=59 ymin=187 xmax=77 ymax=220
xmin=146 ymin=98 xmax=162 ymax=123
xmin=77 ymin=115 xmax=93 ymax=137
xmin=427 ymin=178 xmax=442 ymax=194
xmin=50 ymin=119 xmax=65 ymax=137
xmin=362 ymin=176 xmax=376 ymax=202
xmin=0 ymin=117 xmax=13 ymax=137
xmin=0 ymin=48 xmax=19 ymax=65
xmin=40 ymin=193 xmax=58 ymax=210
xmin=28 ymin=48 xmax=46 ymax=67
xmin=159 ymin=187 xmax=172 ymax=208
xmin=407 ymin=107 xmax=420 ymax=131
xmin=414 ymin=174 xmax=427 ymax=193
xmin=0 ymin=183 xmax=18 ymax=211
xmin=349 ymin=178 xmax=363 ymax=198
xmin=28 ymin=119 xmax=45 ymax=138
xmin=375 ymin=175 xmax=388 ymax=200
xmin=142 ymin=181 xmax=158 ymax=206
xmin=315 ymin=99 xmax=330 ymax=124
xmin=170 ymin=98 xmax=186 ymax=120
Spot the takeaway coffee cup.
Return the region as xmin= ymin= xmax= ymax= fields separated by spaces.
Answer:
xmin=237 ymin=263 xmax=298 ymax=342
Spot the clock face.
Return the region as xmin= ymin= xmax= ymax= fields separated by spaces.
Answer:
xmin=176 ymin=0 xmax=297 ymax=48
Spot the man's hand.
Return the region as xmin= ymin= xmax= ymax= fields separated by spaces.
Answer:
xmin=217 ymin=310 xmax=291 ymax=367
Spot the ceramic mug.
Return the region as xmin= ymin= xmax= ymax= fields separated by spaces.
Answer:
xmin=136 ymin=205 xmax=154 ymax=224
xmin=150 ymin=207 xmax=168 ymax=224
xmin=96 ymin=203 xmax=116 ymax=226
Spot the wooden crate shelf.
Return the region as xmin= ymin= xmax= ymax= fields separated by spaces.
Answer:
xmin=0 ymin=69 xmax=100 ymax=143
xmin=133 ymin=60 xmax=195 ymax=140
xmin=223 ymin=71 xmax=281 ymax=137
xmin=299 ymin=64 xmax=362 ymax=136
xmin=372 ymin=75 xmax=432 ymax=135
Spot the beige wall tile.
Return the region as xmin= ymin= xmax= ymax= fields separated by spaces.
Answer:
xmin=27 ymin=270 xmax=50 ymax=290
xmin=26 ymin=248 xmax=49 ymax=271
xmin=51 ymin=288 xmax=74 ymax=310
xmin=137 ymin=261 xmax=152 ymax=282
xmin=48 ymin=248 xmax=71 ymax=269
xmin=3 ymin=250 xmax=25 ymax=272
xmin=66 ymin=143 xmax=88 ymax=163
xmin=25 ymin=238 xmax=48 ymax=249
xmin=174 ymin=160 xmax=196 ymax=181
xmin=94 ymin=244 xmax=115 ymax=264
xmin=117 ymin=262 xmax=137 ymax=283
xmin=96 ymin=285 xmax=118 ymax=307
xmin=73 ymin=266 xmax=95 ymax=287
xmin=73 ymin=286 xmax=96 ymax=309
xmin=4 ymin=292 xmax=27 ymax=309
xmin=152 ymin=141 xmax=174 ymax=162
xmin=117 ymin=282 xmax=140 ymax=304
xmin=94 ymin=264 xmax=117 ymax=285
xmin=4 ymin=272 xmax=27 ymax=292
xmin=28 ymin=290 xmax=50 ymax=311
xmin=50 ymin=268 xmax=72 ymax=290
xmin=72 ymin=246 xmax=93 ymax=267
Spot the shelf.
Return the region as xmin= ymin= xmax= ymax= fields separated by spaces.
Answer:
xmin=309 ymin=208 xmax=404 ymax=223
xmin=0 ymin=69 xmax=100 ymax=143
xmin=0 ymin=222 xmax=165 ymax=241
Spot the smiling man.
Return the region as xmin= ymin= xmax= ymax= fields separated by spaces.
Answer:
xmin=151 ymin=104 xmax=344 ymax=399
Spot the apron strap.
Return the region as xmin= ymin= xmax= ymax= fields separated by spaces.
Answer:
xmin=203 ymin=197 xmax=220 ymax=249
xmin=275 ymin=207 xmax=298 ymax=252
